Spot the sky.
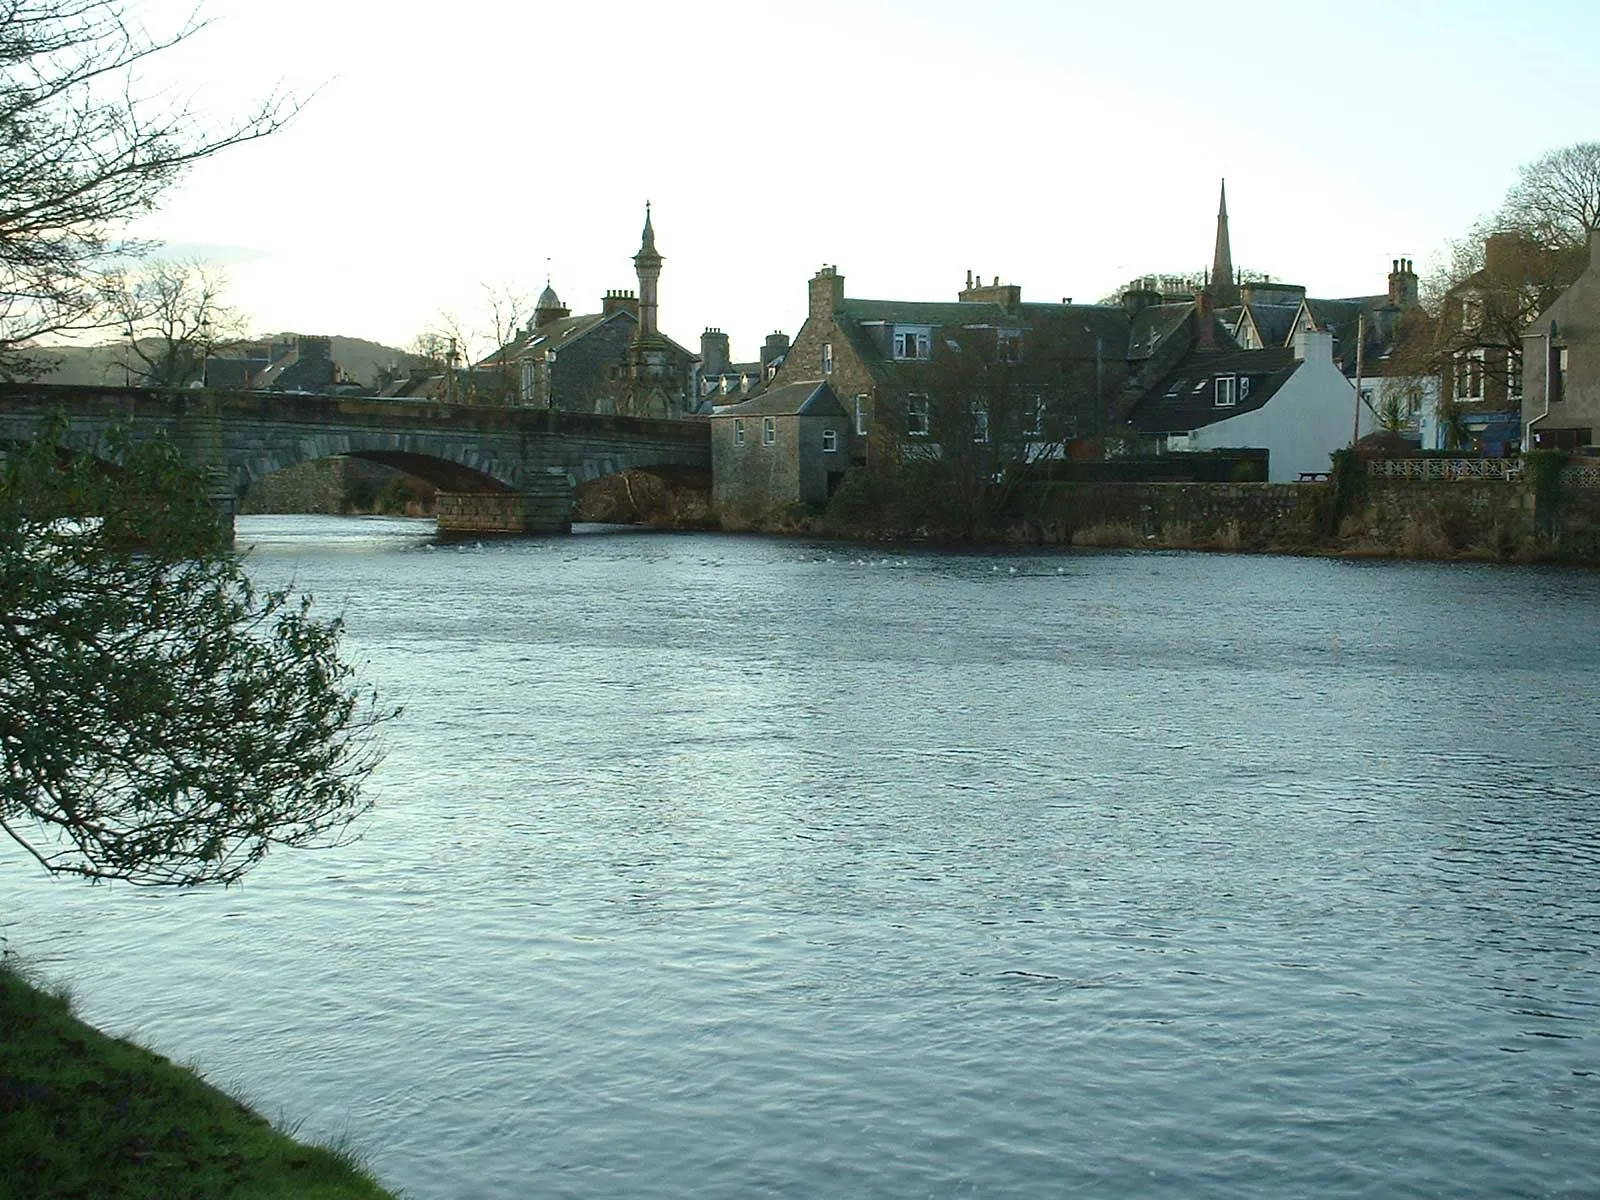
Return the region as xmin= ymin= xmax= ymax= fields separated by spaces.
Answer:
xmin=113 ymin=0 xmax=1600 ymax=363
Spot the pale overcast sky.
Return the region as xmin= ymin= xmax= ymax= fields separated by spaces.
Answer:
xmin=124 ymin=0 xmax=1600 ymax=361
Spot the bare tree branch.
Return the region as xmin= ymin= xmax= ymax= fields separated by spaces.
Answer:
xmin=0 ymin=0 xmax=298 ymax=375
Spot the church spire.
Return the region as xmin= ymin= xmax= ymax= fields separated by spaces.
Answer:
xmin=1209 ymin=179 xmax=1239 ymax=305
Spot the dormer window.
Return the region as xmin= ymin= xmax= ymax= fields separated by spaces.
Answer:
xmin=1215 ymin=376 xmax=1237 ymax=407
xmin=893 ymin=329 xmax=932 ymax=361
xmin=1462 ymin=297 xmax=1483 ymax=332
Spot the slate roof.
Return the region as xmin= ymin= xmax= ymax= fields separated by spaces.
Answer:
xmin=480 ymin=311 xmax=620 ymax=366
xmin=833 ymin=297 xmax=1148 ymax=377
xmin=1127 ymin=346 xmax=1300 ymax=434
xmin=710 ymin=380 xmax=846 ymax=419
xmin=1299 ymin=295 xmax=1402 ymax=373
xmin=1128 ymin=303 xmax=1197 ymax=358
xmin=1244 ymin=303 xmax=1301 ymax=348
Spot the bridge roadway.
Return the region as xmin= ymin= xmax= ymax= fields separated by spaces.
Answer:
xmin=0 ymin=384 xmax=711 ymax=534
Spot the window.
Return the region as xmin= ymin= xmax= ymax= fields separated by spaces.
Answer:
xmin=894 ymin=329 xmax=931 ymax=361
xmin=822 ymin=342 xmax=833 ymax=375
xmin=1165 ymin=378 xmax=1186 ymax=398
xmin=1215 ymin=375 xmax=1237 ymax=407
xmin=907 ymin=393 xmax=930 ymax=436
xmin=1462 ymin=296 xmax=1483 ymax=331
xmin=1553 ymin=344 xmax=1569 ymax=404
xmin=971 ymin=401 xmax=990 ymax=443
xmin=1508 ymin=352 xmax=1523 ymax=400
xmin=1239 ymin=376 xmax=1251 ymax=399
xmin=1025 ymin=395 xmax=1044 ymax=436
xmin=733 ymin=418 xmax=745 ymax=446
xmin=1453 ymin=351 xmax=1484 ymax=400
xmin=762 ymin=416 xmax=775 ymax=445
xmin=855 ymin=394 xmax=869 ymax=435
xmin=822 ymin=428 xmax=838 ymax=453
xmin=998 ymin=333 xmax=1022 ymax=363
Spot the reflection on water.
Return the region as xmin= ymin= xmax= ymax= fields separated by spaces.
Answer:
xmin=4 ymin=517 xmax=1599 ymax=1199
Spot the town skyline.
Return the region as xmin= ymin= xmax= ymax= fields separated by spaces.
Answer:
xmin=109 ymin=0 xmax=1600 ymax=358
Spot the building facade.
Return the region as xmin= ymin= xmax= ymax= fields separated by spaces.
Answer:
xmin=1522 ymin=232 xmax=1600 ymax=451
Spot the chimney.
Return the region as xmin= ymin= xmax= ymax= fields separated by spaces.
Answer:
xmin=700 ymin=328 xmax=729 ymax=378
xmin=297 ymin=335 xmax=332 ymax=362
xmin=602 ymin=289 xmax=639 ymax=318
xmin=1121 ymin=287 xmax=1162 ymax=318
xmin=809 ymin=266 xmax=844 ymax=319
xmin=1484 ymin=232 xmax=1520 ymax=277
xmin=762 ymin=330 xmax=790 ymax=368
xmin=1194 ymin=289 xmax=1215 ymax=349
xmin=959 ymin=273 xmax=1023 ymax=312
xmin=1387 ymin=257 xmax=1419 ymax=307
xmin=1294 ymin=326 xmax=1333 ymax=363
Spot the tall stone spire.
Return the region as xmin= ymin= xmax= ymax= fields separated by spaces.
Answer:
xmin=1209 ymin=179 xmax=1239 ymax=305
xmin=633 ymin=202 xmax=663 ymax=339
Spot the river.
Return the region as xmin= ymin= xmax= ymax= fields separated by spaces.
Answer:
xmin=5 ymin=515 xmax=1600 ymax=1198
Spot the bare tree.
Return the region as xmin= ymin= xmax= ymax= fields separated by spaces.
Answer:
xmin=103 ymin=259 xmax=250 ymax=386
xmin=421 ymin=284 xmax=532 ymax=404
xmin=0 ymin=0 xmax=297 ymax=376
xmin=860 ymin=324 xmax=1091 ymax=539
xmin=1501 ymin=142 xmax=1600 ymax=250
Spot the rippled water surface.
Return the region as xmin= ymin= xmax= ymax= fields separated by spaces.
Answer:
xmin=6 ymin=516 xmax=1600 ymax=1198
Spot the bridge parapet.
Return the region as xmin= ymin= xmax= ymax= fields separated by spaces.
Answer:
xmin=0 ymin=383 xmax=709 ymax=537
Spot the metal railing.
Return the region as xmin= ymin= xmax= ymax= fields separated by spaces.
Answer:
xmin=1366 ymin=458 xmax=1523 ymax=481
xmin=1364 ymin=457 xmax=1600 ymax=489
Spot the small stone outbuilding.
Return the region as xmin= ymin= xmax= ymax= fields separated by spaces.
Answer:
xmin=711 ymin=381 xmax=850 ymax=519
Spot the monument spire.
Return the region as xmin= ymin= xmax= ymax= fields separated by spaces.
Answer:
xmin=633 ymin=202 xmax=662 ymax=338
xmin=1209 ymin=179 xmax=1239 ymax=305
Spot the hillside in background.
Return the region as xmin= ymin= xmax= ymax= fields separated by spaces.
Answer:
xmin=15 ymin=334 xmax=426 ymax=391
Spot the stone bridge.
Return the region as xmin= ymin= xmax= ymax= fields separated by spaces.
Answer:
xmin=0 ymin=384 xmax=711 ymax=534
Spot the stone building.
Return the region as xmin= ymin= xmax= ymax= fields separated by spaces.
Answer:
xmin=710 ymin=380 xmax=850 ymax=516
xmin=699 ymin=328 xmax=790 ymax=403
xmin=765 ymin=263 xmax=1209 ymax=465
xmin=482 ymin=208 xmax=699 ymax=417
xmin=1522 ymin=231 xmax=1600 ymax=451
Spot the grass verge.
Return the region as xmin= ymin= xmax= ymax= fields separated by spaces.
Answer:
xmin=0 ymin=956 xmax=397 ymax=1200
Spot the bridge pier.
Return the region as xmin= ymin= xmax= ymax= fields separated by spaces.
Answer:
xmin=170 ymin=393 xmax=238 ymax=540
xmin=435 ymin=471 xmax=572 ymax=535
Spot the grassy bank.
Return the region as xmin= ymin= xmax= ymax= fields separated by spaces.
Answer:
xmin=0 ymin=957 xmax=397 ymax=1200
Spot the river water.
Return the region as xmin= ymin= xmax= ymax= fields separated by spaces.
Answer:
xmin=5 ymin=516 xmax=1600 ymax=1198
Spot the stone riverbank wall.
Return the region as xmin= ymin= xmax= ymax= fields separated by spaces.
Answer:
xmin=1019 ymin=474 xmax=1600 ymax=561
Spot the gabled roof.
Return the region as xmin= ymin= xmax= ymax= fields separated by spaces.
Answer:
xmin=1244 ymin=303 xmax=1302 ymax=348
xmin=1294 ymin=295 xmax=1413 ymax=373
xmin=1128 ymin=303 xmax=1196 ymax=358
xmin=481 ymin=310 xmax=626 ymax=367
xmin=710 ymin=379 xmax=846 ymax=418
xmin=1128 ymin=346 xmax=1300 ymax=434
